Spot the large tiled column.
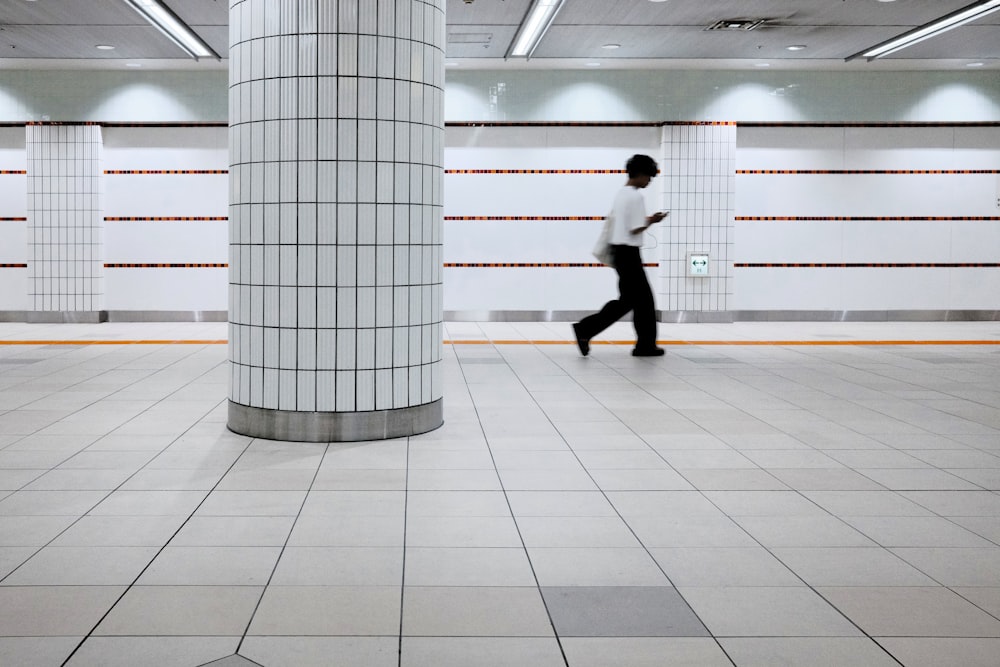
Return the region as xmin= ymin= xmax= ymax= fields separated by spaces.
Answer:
xmin=227 ymin=1 xmax=445 ymax=442
xmin=26 ymin=124 xmax=107 ymax=322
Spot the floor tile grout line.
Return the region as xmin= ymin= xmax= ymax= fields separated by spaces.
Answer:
xmin=535 ymin=342 xmax=910 ymax=663
xmin=232 ymin=439 xmax=331 ymax=659
xmin=449 ymin=342 xmax=572 ymax=667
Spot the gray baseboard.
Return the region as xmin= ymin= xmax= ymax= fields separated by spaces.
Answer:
xmin=106 ymin=311 xmax=228 ymax=322
xmin=731 ymin=310 xmax=1000 ymax=322
xmin=24 ymin=311 xmax=108 ymax=324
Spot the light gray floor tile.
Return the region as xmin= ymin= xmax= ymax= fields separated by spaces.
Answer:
xmin=402 ymin=586 xmax=553 ymax=637
xmin=405 ymin=547 xmax=535 ymax=586
xmin=678 ymin=468 xmax=789 ymax=491
xmin=607 ymin=491 xmax=727 ymax=518
xmin=0 ymin=490 xmax=107 ymax=516
xmin=506 ymin=491 xmax=617 ymax=517
xmin=406 ymin=491 xmax=510 ymax=517
xmin=0 ymin=469 xmax=45 ymax=490
xmin=704 ymin=491 xmax=830 ymax=517
xmin=543 ymin=587 xmax=709 ymax=638
xmin=311 ymin=468 xmax=408 ymax=490
xmin=248 ymin=586 xmax=400 ymax=636
xmin=50 ymin=515 xmax=187 ymax=547
xmin=818 ymin=586 xmax=1000 ymax=637
xmin=734 ymin=516 xmax=876 ymax=548
xmin=803 ymin=490 xmax=934 ymax=517
xmin=23 ymin=469 xmax=134 ymax=491
xmin=857 ymin=468 xmax=981 ymax=491
xmin=94 ymin=586 xmax=262 ymax=636
xmin=119 ymin=469 xmax=222 ymax=491
xmin=516 ymin=516 xmax=641 ymax=548
xmin=401 ymin=637 xmax=565 ymax=667
xmin=528 ymin=547 xmax=671 ymax=587
xmin=652 ymin=547 xmax=803 ymax=587
xmin=949 ymin=517 xmax=1000 ymax=543
xmin=659 ymin=449 xmax=757 ymax=470
xmin=772 ymin=547 xmax=938 ymax=586
xmin=899 ymin=490 xmax=1000 ymax=516
xmin=953 ymin=587 xmax=1000 ymax=618
xmin=405 ymin=516 xmax=522 ymax=547
xmin=561 ymin=637 xmax=731 ymax=667
xmin=843 ymin=515 xmax=995 ymax=547
xmin=287 ymin=515 xmax=404 ymax=547
xmin=0 ymin=637 xmax=80 ymax=667
xmin=241 ymin=637 xmax=398 ymax=667
xmin=137 ymin=546 xmax=282 ymax=586
xmin=498 ymin=468 xmax=598 ymax=491
xmin=408 ymin=468 xmax=504 ymax=491
xmin=2 ymin=546 xmax=159 ymax=585
xmin=891 ymin=547 xmax=1000 ymax=586
xmin=194 ymin=490 xmax=307 ymax=517
xmin=680 ymin=586 xmax=862 ymax=637
xmin=270 ymin=547 xmax=403 ymax=586
xmin=0 ymin=515 xmax=78 ymax=546
xmin=628 ymin=516 xmax=759 ymax=548
xmin=214 ymin=469 xmax=318 ymax=491
xmin=719 ymin=637 xmax=900 ymax=667
xmin=89 ymin=490 xmax=208 ymax=516
xmin=0 ymin=547 xmax=35 ymax=579
xmin=65 ymin=636 xmax=239 ymax=667
xmin=297 ymin=490 xmax=405 ymax=517
xmin=169 ymin=516 xmax=295 ymax=547
xmin=0 ymin=586 xmax=126 ymax=636
xmin=767 ymin=468 xmax=886 ymax=491
xmin=877 ymin=638 xmax=1000 ymax=667
xmin=588 ymin=468 xmax=694 ymax=491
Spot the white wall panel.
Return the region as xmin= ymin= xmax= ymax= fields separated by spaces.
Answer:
xmin=950 ymin=269 xmax=1000 ymax=309
xmin=842 ymin=222 xmax=953 ymax=264
xmin=106 ymin=268 xmax=227 ymax=310
xmin=735 ymin=221 xmax=843 ymax=264
xmin=838 ymin=269 xmax=951 ymax=310
xmin=444 ymin=267 xmax=618 ymax=311
xmin=736 ymin=127 xmax=846 ymax=171
xmin=0 ymin=223 xmax=27 ymax=263
xmin=105 ymin=222 xmax=228 ymax=264
xmin=105 ymin=175 xmax=228 ymax=218
xmin=733 ymin=268 xmax=846 ymax=310
xmin=0 ymin=269 xmax=28 ymax=310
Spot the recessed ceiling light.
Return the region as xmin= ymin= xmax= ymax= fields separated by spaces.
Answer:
xmin=877 ymin=0 xmax=897 ymax=3
xmin=754 ymin=63 xmax=771 ymax=67
xmin=125 ymin=63 xmax=142 ymax=68
xmin=967 ymin=62 xmax=985 ymax=67
xmin=95 ymin=44 xmax=115 ymax=50
xmin=648 ymin=0 xmax=669 ymax=3
xmin=602 ymin=43 xmax=621 ymax=50
xmin=786 ymin=45 xmax=807 ymax=51
xmin=585 ymin=62 xmax=602 ymax=67
xmin=445 ymin=62 xmax=459 ymax=67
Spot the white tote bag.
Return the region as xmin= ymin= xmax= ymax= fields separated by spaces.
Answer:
xmin=592 ymin=212 xmax=614 ymax=266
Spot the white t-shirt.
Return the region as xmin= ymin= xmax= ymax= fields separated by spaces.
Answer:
xmin=607 ymin=185 xmax=647 ymax=247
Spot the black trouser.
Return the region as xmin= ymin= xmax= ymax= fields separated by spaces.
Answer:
xmin=577 ymin=245 xmax=657 ymax=349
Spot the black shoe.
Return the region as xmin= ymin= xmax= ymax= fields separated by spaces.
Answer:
xmin=572 ymin=323 xmax=590 ymax=356
xmin=632 ymin=347 xmax=665 ymax=357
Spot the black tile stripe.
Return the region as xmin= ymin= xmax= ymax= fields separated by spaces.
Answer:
xmin=444 ymin=262 xmax=657 ymax=268
xmin=104 ymin=263 xmax=229 ymax=268
xmin=104 ymin=170 xmax=229 ymax=175
xmin=105 ymin=217 xmax=228 ymax=222
xmin=445 ymin=216 xmax=605 ymax=221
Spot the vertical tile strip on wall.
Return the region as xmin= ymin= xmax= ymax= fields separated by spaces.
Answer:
xmin=26 ymin=124 xmax=104 ymax=313
xmin=661 ymin=123 xmax=735 ymax=314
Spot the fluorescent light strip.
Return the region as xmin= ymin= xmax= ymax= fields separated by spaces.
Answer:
xmin=509 ymin=0 xmax=565 ymax=58
xmin=854 ymin=0 xmax=1000 ymax=60
xmin=123 ymin=0 xmax=216 ymax=59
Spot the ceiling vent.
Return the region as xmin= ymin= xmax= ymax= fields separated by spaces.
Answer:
xmin=706 ymin=19 xmax=767 ymax=31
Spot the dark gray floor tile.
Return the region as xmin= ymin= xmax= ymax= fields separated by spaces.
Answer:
xmin=541 ymin=586 xmax=709 ymax=637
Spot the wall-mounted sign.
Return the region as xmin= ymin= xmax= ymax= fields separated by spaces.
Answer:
xmin=687 ymin=252 xmax=709 ymax=277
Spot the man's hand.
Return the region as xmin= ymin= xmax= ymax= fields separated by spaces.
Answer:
xmin=647 ymin=211 xmax=667 ymax=224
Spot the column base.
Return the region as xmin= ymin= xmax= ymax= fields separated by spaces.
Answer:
xmin=227 ymin=399 xmax=443 ymax=442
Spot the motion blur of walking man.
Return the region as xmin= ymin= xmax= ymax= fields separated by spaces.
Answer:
xmin=573 ymin=154 xmax=666 ymax=357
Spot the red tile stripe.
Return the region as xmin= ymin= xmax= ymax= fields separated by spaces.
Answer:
xmin=445 ymin=216 xmax=605 ymax=221
xmin=735 ymin=263 xmax=1000 ymax=268
xmin=0 ymin=170 xmax=26 ymax=175
xmin=0 ymin=217 xmax=27 ymax=222
xmin=104 ymin=263 xmax=228 ymax=268
xmin=446 ymin=169 xmax=625 ymax=174
xmin=104 ymin=170 xmax=228 ymax=175
xmin=0 ymin=263 xmax=28 ymax=268
xmin=444 ymin=262 xmax=657 ymax=268
xmin=738 ymin=122 xmax=1000 ymax=127
xmin=738 ymin=169 xmax=1000 ymax=175
xmin=737 ymin=216 xmax=1000 ymax=222
xmin=105 ymin=217 xmax=228 ymax=222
